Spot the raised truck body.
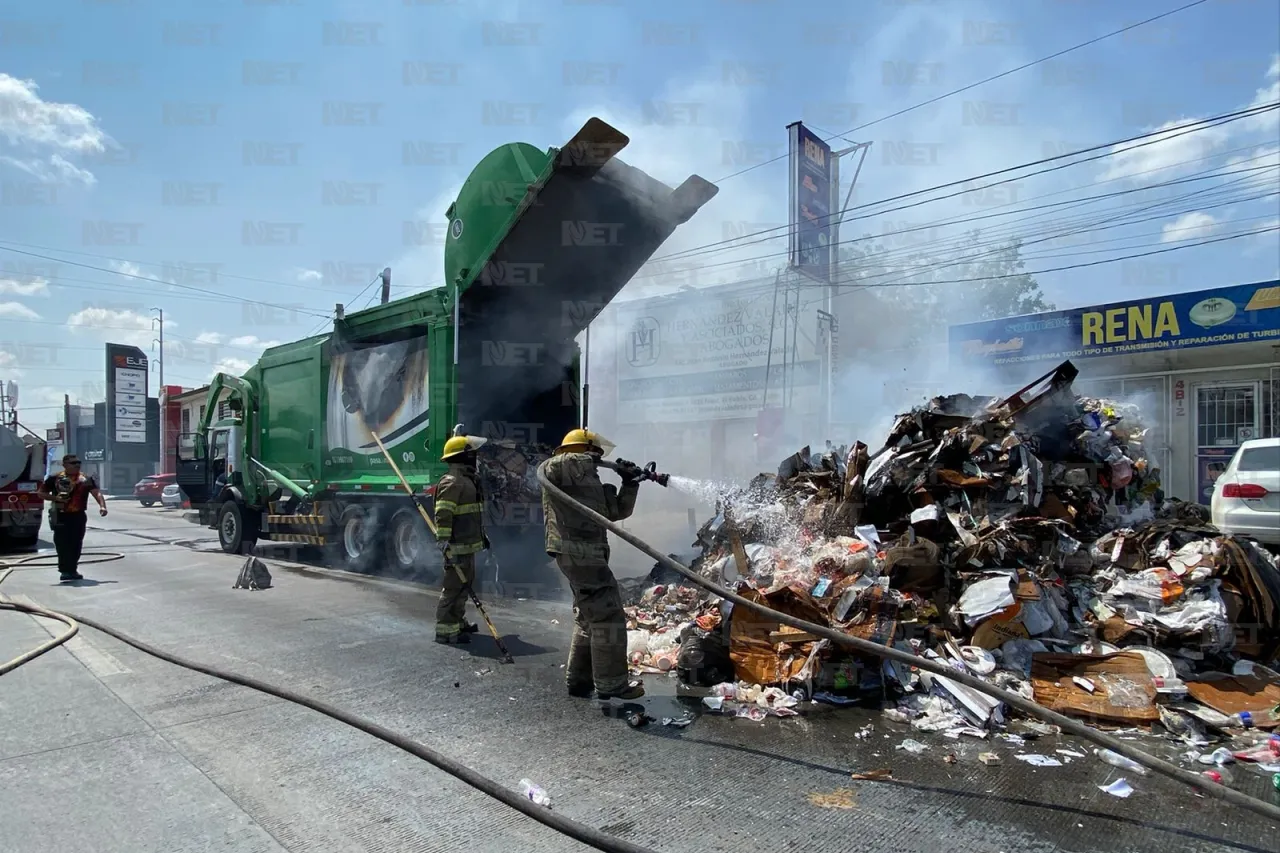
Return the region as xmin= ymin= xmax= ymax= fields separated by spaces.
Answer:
xmin=175 ymin=118 xmax=717 ymax=595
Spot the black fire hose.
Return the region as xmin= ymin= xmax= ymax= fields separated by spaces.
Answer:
xmin=537 ymin=460 xmax=1280 ymax=823
xmin=0 ymin=562 xmax=657 ymax=853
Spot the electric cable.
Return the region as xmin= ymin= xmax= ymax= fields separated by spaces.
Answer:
xmin=305 ymin=273 xmax=383 ymax=337
xmin=0 ymin=245 xmax=331 ymax=321
xmin=0 ymin=239 xmax=359 ymax=297
xmin=626 ymin=154 xmax=1280 ymax=284
xmin=0 ymin=560 xmax=659 ymax=853
xmin=652 ymin=103 xmax=1279 ymax=264
xmin=712 ymin=0 xmax=1215 ymax=183
xmin=535 ymin=461 xmax=1280 ymax=824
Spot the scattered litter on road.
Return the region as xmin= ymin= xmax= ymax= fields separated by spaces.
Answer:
xmin=896 ymin=738 xmax=929 ymax=754
xmin=979 ymin=752 xmax=1001 ymax=766
xmin=807 ymin=789 xmax=857 ymax=810
xmin=1099 ymin=778 xmax=1134 ymax=798
xmin=519 ymin=779 xmax=550 ymax=807
xmin=1016 ymin=754 xmax=1063 ymax=767
xmin=850 ymin=768 xmax=892 ymax=781
xmin=1096 ymin=749 xmax=1148 ymax=775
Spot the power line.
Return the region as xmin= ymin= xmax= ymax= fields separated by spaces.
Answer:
xmin=786 ymin=225 xmax=1279 ymax=291
xmin=0 ymin=246 xmax=332 ymax=320
xmin=653 ymin=103 xmax=1279 ymax=265
xmin=712 ymin=0 xmax=1215 ymax=183
xmin=0 ymin=239 xmax=358 ymax=297
xmin=628 ymin=153 xmax=1279 ymax=282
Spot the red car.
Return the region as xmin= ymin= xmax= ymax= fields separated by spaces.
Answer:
xmin=134 ymin=473 xmax=176 ymax=507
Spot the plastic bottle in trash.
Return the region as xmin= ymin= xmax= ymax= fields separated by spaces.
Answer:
xmin=1094 ymin=748 xmax=1148 ymax=776
xmin=519 ymin=780 xmax=551 ymax=807
xmin=1269 ymin=734 xmax=1280 ymax=756
xmin=1228 ymin=711 xmax=1255 ymax=729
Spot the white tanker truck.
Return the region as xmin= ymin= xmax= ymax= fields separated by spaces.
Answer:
xmin=0 ymin=382 xmax=45 ymax=552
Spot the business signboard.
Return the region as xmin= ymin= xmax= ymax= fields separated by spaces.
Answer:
xmin=612 ymin=282 xmax=822 ymax=424
xmin=948 ymin=281 xmax=1280 ymax=369
xmin=788 ymin=122 xmax=834 ymax=284
xmin=106 ymin=343 xmax=149 ymax=445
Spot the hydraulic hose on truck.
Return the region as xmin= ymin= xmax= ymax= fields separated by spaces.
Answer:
xmin=536 ymin=459 xmax=1280 ymax=823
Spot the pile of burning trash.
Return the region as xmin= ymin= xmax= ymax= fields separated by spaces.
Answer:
xmin=624 ymin=361 xmax=1280 ymax=738
xmin=476 ymin=440 xmax=554 ymax=515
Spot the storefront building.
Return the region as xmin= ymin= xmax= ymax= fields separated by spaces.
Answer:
xmin=949 ymin=280 xmax=1280 ymax=504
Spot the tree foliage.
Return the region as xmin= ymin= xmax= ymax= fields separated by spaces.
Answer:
xmin=834 ymin=229 xmax=1055 ymax=347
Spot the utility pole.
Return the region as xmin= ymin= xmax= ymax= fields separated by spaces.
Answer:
xmin=152 ymin=308 xmax=164 ymax=473
xmin=380 ymin=267 xmax=391 ymax=304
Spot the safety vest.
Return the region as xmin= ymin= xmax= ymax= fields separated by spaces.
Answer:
xmin=434 ymin=464 xmax=485 ymax=557
xmin=541 ymin=452 xmax=638 ymax=561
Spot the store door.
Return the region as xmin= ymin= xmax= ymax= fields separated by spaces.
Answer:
xmin=1195 ymin=382 xmax=1260 ymax=504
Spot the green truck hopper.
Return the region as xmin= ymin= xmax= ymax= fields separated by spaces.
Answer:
xmin=175 ymin=118 xmax=717 ymax=594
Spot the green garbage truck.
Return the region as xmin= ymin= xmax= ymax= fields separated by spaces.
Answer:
xmin=175 ymin=117 xmax=717 ymax=593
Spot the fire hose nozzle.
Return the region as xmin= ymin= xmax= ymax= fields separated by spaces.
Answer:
xmin=597 ymin=459 xmax=670 ymax=487
xmin=642 ymin=461 xmax=670 ymax=488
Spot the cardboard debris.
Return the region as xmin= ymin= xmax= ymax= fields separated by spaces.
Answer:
xmin=1031 ymin=653 xmax=1159 ymax=725
xmin=1186 ymin=674 xmax=1280 ymax=730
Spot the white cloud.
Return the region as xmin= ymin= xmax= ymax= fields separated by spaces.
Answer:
xmin=0 ymin=74 xmax=109 ymax=186
xmin=1098 ymin=118 xmax=1233 ymax=183
xmin=65 ymin=306 xmax=167 ymax=348
xmin=0 ymin=302 xmax=40 ymax=320
xmin=110 ymin=260 xmax=144 ymax=279
xmin=195 ymin=331 xmax=223 ymax=344
xmin=1161 ymin=211 xmax=1218 ymax=243
xmin=227 ymin=335 xmax=281 ymax=349
xmin=295 ymin=268 xmax=323 ymax=283
xmin=0 ymin=277 xmax=49 ymax=297
xmin=1243 ymin=53 xmax=1280 ymax=133
xmin=212 ymin=357 xmax=253 ymax=378
xmin=1102 ymin=59 xmax=1280 ymax=184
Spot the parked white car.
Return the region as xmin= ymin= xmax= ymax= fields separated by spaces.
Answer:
xmin=1211 ymin=438 xmax=1280 ymax=547
xmin=160 ymin=483 xmax=185 ymax=509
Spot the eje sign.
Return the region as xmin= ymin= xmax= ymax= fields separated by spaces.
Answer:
xmin=113 ymin=354 xmax=148 ymax=369
xmin=1081 ymin=302 xmax=1179 ymax=346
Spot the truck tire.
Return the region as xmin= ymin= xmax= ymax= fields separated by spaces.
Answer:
xmin=217 ymin=500 xmax=258 ymax=555
xmin=385 ymin=507 xmax=438 ymax=583
xmin=336 ymin=504 xmax=380 ymax=573
xmin=1 ymin=531 xmax=39 ymax=552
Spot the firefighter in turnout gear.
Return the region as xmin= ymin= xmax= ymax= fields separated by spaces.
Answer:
xmin=541 ymin=428 xmax=646 ymax=700
xmin=433 ymin=435 xmax=490 ymax=644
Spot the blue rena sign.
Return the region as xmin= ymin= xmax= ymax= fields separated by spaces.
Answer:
xmin=948 ymin=280 xmax=1280 ymax=368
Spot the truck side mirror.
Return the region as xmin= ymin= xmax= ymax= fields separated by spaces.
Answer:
xmin=307 ymin=430 xmax=314 ymax=450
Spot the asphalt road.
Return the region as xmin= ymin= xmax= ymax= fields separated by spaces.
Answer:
xmin=1 ymin=499 xmax=1277 ymax=853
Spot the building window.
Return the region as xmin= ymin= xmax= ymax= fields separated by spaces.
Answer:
xmin=181 ymin=407 xmax=191 ymax=433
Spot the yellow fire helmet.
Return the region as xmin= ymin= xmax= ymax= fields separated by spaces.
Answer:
xmin=556 ymin=428 xmax=615 ymax=457
xmin=440 ymin=435 xmax=488 ymax=461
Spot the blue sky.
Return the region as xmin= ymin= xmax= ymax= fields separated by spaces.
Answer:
xmin=0 ymin=0 xmax=1277 ymax=432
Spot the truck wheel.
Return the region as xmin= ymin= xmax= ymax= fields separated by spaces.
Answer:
xmin=337 ymin=504 xmax=380 ymax=573
xmin=217 ymin=500 xmax=258 ymax=555
xmin=385 ymin=508 xmax=437 ymax=582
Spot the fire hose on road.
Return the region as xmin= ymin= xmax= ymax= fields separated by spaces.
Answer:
xmin=536 ymin=459 xmax=1280 ymax=824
